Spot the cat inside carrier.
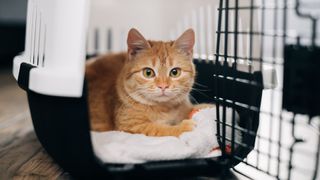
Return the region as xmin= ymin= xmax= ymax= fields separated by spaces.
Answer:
xmin=13 ymin=0 xmax=320 ymax=179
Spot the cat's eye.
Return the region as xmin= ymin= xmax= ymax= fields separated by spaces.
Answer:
xmin=142 ymin=68 xmax=155 ymax=78
xmin=170 ymin=68 xmax=181 ymax=78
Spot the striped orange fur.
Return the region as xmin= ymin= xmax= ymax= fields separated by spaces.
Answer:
xmin=86 ymin=28 xmax=211 ymax=137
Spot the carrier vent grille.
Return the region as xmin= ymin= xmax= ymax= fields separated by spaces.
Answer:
xmin=27 ymin=0 xmax=46 ymax=67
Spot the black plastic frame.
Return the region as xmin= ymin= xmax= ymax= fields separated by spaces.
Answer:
xmin=18 ymin=59 xmax=263 ymax=179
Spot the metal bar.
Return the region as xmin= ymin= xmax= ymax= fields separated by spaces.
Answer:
xmin=215 ymin=54 xmax=284 ymax=66
xmin=215 ymin=0 xmax=224 ymax=148
xmin=287 ymin=114 xmax=297 ymax=180
xmin=248 ymin=0 xmax=254 ymax=73
xmin=243 ymin=0 xmax=255 ymax=166
xmin=266 ymin=0 xmax=279 ymax=174
xmin=255 ymin=0 xmax=266 ymax=169
xmin=221 ymin=0 xmax=230 ymax=156
xmin=230 ymin=0 xmax=239 ymax=157
xmin=312 ymin=119 xmax=320 ymax=180
xmin=276 ymin=0 xmax=288 ymax=178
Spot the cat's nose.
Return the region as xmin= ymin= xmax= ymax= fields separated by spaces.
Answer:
xmin=157 ymin=84 xmax=169 ymax=91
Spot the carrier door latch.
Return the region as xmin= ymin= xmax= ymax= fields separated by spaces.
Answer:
xmin=283 ymin=45 xmax=320 ymax=117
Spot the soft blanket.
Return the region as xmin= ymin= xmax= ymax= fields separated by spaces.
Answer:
xmin=91 ymin=107 xmax=240 ymax=164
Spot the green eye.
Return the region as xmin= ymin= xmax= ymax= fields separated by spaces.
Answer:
xmin=170 ymin=68 xmax=181 ymax=78
xmin=142 ymin=68 xmax=155 ymax=78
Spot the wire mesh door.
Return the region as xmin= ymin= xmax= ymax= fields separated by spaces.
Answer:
xmin=215 ymin=0 xmax=320 ymax=180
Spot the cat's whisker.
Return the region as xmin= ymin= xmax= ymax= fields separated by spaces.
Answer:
xmin=194 ymin=82 xmax=209 ymax=88
xmin=189 ymin=94 xmax=199 ymax=104
xmin=191 ymin=87 xmax=210 ymax=92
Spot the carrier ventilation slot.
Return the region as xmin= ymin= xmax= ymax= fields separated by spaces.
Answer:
xmin=27 ymin=1 xmax=46 ymax=67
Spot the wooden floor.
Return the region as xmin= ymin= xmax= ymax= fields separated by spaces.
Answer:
xmin=0 ymin=68 xmax=71 ymax=179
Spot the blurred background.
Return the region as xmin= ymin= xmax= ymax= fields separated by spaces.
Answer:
xmin=0 ymin=0 xmax=26 ymax=67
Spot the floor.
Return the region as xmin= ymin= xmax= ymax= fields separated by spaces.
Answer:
xmin=0 ymin=68 xmax=72 ymax=179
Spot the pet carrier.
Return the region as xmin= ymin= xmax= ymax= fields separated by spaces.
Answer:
xmin=12 ymin=0 xmax=320 ymax=179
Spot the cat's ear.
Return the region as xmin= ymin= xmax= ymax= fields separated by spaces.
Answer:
xmin=173 ymin=29 xmax=195 ymax=56
xmin=127 ymin=28 xmax=151 ymax=57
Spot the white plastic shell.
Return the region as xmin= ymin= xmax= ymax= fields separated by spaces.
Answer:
xmin=13 ymin=0 xmax=90 ymax=97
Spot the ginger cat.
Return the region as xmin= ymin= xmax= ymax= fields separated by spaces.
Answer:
xmin=86 ymin=28 xmax=210 ymax=137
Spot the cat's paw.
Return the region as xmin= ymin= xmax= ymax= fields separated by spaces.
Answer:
xmin=91 ymin=123 xmax=111 ymax=132
xmin=179 ymin=119 xmax=197 ymax=133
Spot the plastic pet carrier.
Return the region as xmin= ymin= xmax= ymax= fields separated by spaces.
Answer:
xmin=13 ymin=0 xmax=320 ymax=179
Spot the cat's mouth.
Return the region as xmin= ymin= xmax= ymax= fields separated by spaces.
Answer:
xmin=158 ymin=91 xmax=167 ymax=96
xmin=154 ymin=92 xmax=175 ymax=102
xmin=157 ymin=90 xmax=173 ymax=98
xmin=158 ymin=94 xmax=168 ymax=97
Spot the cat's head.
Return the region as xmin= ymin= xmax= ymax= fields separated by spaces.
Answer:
xmin=120 ymin=28 xmax=196 ymax=105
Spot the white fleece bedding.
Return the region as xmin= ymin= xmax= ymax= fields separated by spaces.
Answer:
xmin=91 ymin=107 xmax=240 ymax=164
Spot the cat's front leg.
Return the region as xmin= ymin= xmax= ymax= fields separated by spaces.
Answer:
xmin=147 ymin=119 xmax=196 ymax=137
xmin=177 ymin=119 xmax=197 ymax=134
xmin=117 ymin=118 xmax=196 ymax=137
xmin=193 ymin=103 xmax=216 ymax=110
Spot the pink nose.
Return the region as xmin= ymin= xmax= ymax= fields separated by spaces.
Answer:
xmin=157 ymin=84 xmax=169 ymax=90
